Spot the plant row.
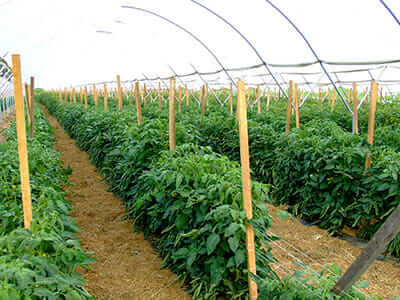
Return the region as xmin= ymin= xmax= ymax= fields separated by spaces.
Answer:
xmin=39 ymin=92 xmax=386 ymax=299
xmin=0 ymin=108 xmax=94 ymax=300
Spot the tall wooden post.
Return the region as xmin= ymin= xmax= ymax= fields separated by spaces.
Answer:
xmin=229 ymin=82 xmax=233 ymax=115
xmin=256 ymin=85 xmax=261 ymax=114
xmin=84 ymin=86 xmax=88 ymax=109
xmin=205 ymin=82 xmax=209 ymax=108
xmin=29 ymin=77 xmax=35 ymax=137
xmin=331 ymin=88 xmax=336 ymax=111
xmin=93 ymin=84 xmax=98 ymax=106
xmin=365 ymin=81 xmax=378 ymax=169
xmin=295 ymin=83 xmax=300 ymax=129
xmin=24 ymin=83 xmax=32 ymax=133
xmin=237 ymin=79 xmax=258 ymax=300
xmin=266 ymin=88 xmax=271 ymax=111
xmin=158 ymin=81 xmax=162 ymax=110
xmin=201 ymin=85 xmax=205 ymax=116
xmin=318 ymin=88 xmax=322 ymax=105
xmin=59 ymin=89 xmax=62 ymax=101
xmin=178 ymin=86 xmax=182 ymax=113
xmin=64 ymin=88 xmax=68 ymax=103
xmin=185 ymin=85 xmax=189 ymax=105
xmin=353 ymin=83 xmax=359 ymax=134
xmin=104 ymin=84 xmax=108 ymax=110
xmin=169 ymin=78 xmax=176 ymax=150
xmin=80 ymin=87 xmax=83 ymax=104
xmin=135 ymin=82 xmax=143 ymax=125
xmin=12 ymin=54 xmax=32 ymax=230
xmin=117 ymin=75 xmax=122 ymax=111
xmin=286 ymin=80 xmax=293 ymax=133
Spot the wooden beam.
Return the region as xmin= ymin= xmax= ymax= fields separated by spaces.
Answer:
xmin=332 ymin=203 xmax=400 ymax=296
xmin=169 ymin=78 xmax=176 ymax=150
xmin=237 ymin=79 xmax=258 ymax=300
xmin=29 ymin=77 xmax=35 ymax=137
xmin=12 ymin=54 xmax=32 ymax=230
xmin=286 ymin=80 xmax=293 ymax=134
xmin=117 ymin=75 xmax=122 ymax=111
xmin=135 ymin=82 xmax=143 ymax=125
xmin=365 ymin=81 xmax=378 ymax=169
xmin=353 ymin=82 xmax=359 ymax=134
xmin=104 ymin=84 xmax=108 ymax=110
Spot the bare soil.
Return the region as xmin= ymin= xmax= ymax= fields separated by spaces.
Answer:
xmin=268 ymin=204 xmax=400 ymax=298
xmin=43 ymin=109 xmax=191 ymax=300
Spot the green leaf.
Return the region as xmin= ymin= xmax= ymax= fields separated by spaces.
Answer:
xmin=228 ymin=236 xmax=239 ymax=252
xmin=225 ymin=223 xmax=240 ymax=237
xmin=235 ymin=249 xmax=245 ymax=266
xmin=206 ymin=233 xmax=220 ymax=255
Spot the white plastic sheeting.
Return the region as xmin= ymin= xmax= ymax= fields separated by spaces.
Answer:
xmin=0 ymin=0 xmax=399 ymax=91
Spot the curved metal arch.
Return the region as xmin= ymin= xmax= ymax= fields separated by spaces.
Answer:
xmin=263 ymin=0 xmax=352 ymax=114
xmin=379 ymin=0 xmax=400 ymax=27
xmin=190 ymin=0 xmax=288 ymax=99
xmin=120 ymin=5 xmax=236 ymax=87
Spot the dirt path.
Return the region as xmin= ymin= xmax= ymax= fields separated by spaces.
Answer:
xmin=43 ymin=109 xmax=191 ymax=300
xmin=268 ymin=205 xmax=400 ymax=298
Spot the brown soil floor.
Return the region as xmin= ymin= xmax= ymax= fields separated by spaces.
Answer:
xmin=268 ymin=205 xmax=400 ymax=298
xmin=43 ymin=109 xmax=192 ymax=300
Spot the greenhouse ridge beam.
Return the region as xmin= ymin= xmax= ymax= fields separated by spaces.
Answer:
xmin=263 ymin=0 xmax=353 ymax=117
xmin=379 ymin=0 xmax=400 ymax=28
xmin=190 ymin=0 xmax=288 ymax=100
xmin=121 ymin=5 xmax=236 ymax=88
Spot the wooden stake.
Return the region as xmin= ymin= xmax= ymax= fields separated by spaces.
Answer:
xmin=229 ymin=82 xmax=233 ymax=115
xmin=286 ymin=80 xmax=293 ymax=133
xmin=143 ymin=83 xmax=147 ymax=107
xmin=353 ymin=83 xmax=359 ymax=134
xmin=185 ymin=85 xmax=189 ymax=105
xmin=84 ymin=86 xmax=88 ymax=109
xmin=332 ymin=203 xmax=400 ymax=296
xmin=117 ymin=75 xmax=122 ymax=111
xmin=64 ymin=88 xmax=67 ymax=103
xmin=365 ymin=81 xmax=378 ymax=169
xmin=169 ymin=78 xmax=176 ymax=150
xmin=80 ymin=87 xmax=83 ymax=104
xmin=205 ymin=82 xmax=209 ymax=108
xmin=29 ymin=77 xmax=35 ymax=137
xmin=201 ymin=85 xmax=205 ymax=116
xmin=295 ymin=83 xmax=300 ymax=129
xmin=237 ymin=79 xmax=258 ymax=300
xmin=256 ymin=85 xmax=261 ymax=114
xmin=266 ymin=88 xmax=271 ymax=111
xmin=24 ymin=83 xmax=32 ymax=133
xmin=12 ymin=54 xmax=32 ymax=230
xmin=135 ymin=82 xmax=143 ymax=125
xmin=59 ymin=89 xmax=62 ymax=101
xmin=158 ymin=82 xmax=162 ymax=110
xmin=331 ymin=88 xmax=336 ymax=110
xmin=318 ymin=88 xmax=322 ymax=105
xmin=178 ymin=86 xmax=182 ymax=113
xmin=104 ymin=84 xmax=108 ymax=110
xmin=93 ymin=84 xmax=98 ymax=106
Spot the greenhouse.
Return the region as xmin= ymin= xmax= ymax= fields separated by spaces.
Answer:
xmin=1 ymin=0 xmax=400 ymax=299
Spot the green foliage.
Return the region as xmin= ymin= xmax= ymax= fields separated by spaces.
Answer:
xmin=0 ymin=108 xmax=94 ymax=299
xmin=38 ymin=92 xmax=393 ymax=299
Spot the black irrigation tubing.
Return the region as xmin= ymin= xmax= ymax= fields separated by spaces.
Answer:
xmin=121 ymin=5 xmax=237 ymax=88
xmin=263 ymin=0 xmax=352 ymax=115
xmin=190 ymin=0 xmax=289 ymax=100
